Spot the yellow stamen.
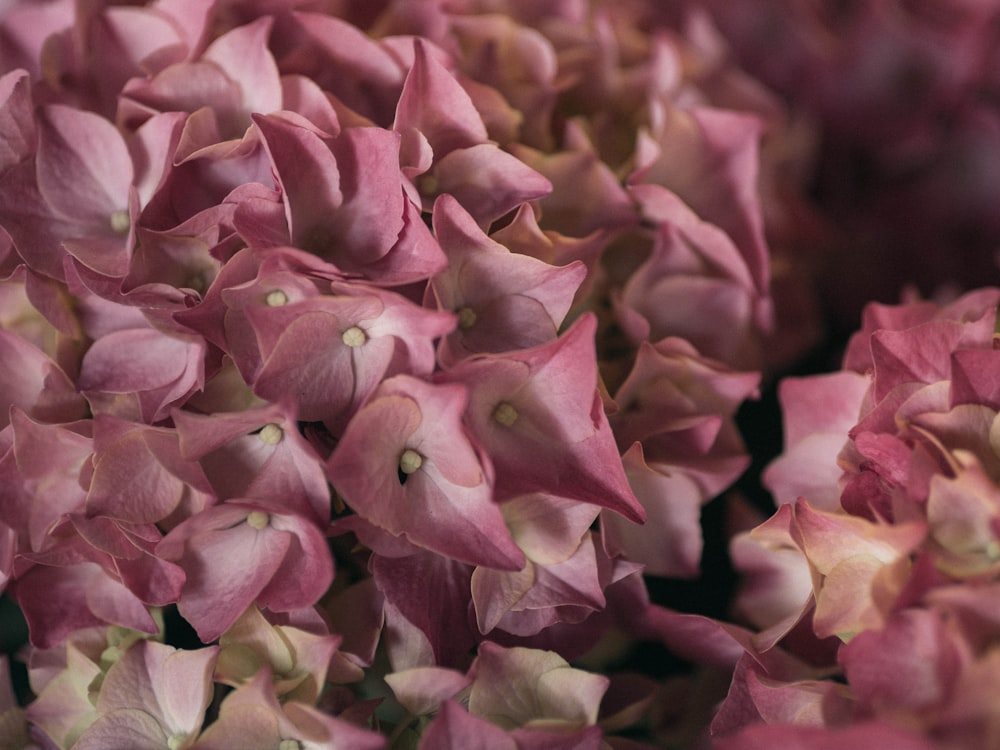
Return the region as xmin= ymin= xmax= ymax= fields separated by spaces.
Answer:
xmin=246 ymin=511 xmax=270 ymax=529
xmin=265 ymin=289 xmax=288 ymax=307
xmin=458 ymin=307 xmax=477 ymax=329
xmin=109 ymin=209 xmax=130 ymax=234
xmin=258 ymin=423 xmax=283 ymax=445
xmin=492 ymin=402 xmax=518 ymax=427
xmin=342 ymin=326 xmax=366 ymax=347
xmin=399 ymin=449 xmax=423 ymax=475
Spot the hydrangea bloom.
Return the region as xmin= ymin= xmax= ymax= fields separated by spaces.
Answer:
xmin=0 ymin=0 xmax=925 ymax=747
xmin=717 ymin=290 xmax=1000 ymax=748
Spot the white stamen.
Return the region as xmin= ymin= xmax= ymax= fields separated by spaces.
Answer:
xmin=258 ymin=423 xmax=283 ymax=445
xmin=458 ymin=306 xmax=477 ymax=329
xmin=265 ymin=289 xmax=288 ymax=307
xmin=399 ymin=449 xmax=423 ymax=475
xmin=342 ymin=326 xmax=367 ymax=347
xmin=246 ymin=511 xmax=270 ymax=529
xmin=109 ymin=209 xmax=130 ymax=235
xmin=492 ymin=402 xmax=518 ymax=427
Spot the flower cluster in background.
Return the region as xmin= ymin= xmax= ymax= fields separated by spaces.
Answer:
xmin=0 ymin=0 xmax=998 ymax=748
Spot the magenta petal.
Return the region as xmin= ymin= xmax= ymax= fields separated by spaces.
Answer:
xmin=1 ymin=410 xmax=91 ymax=550
xmin=251 ymin=309 xmax=394 ymax=424
xmin=323 ymin=126 xmax=406 ymax=263
xmin=438 ymin=314 xmax=644 ymax=522
xmin=393 ymin=39 xmax=488 ymax=156
xmin=158 ymin=504 xmax=295 ymax=642
xmin=86 ymin=420 xmax=210 ymax=525
xmin=201 ymin=17 xmax=282 ymax=122
xmin=432 ymin=143 xmax=552 ymax=227
xmin=327 ymin=375 xmax=524 ymax=570
xmin=79 ymin=327 xmax=206 ymax=422
xmin=419 ymin=701 xmax=517 ymax=750
xmin=252 ymin=113 xmax=343 ymax=244
xmin=602 ymin=445 xmax=704 ymax=578
xmin=0 ymin=330 xmax=85 ymax=428
xmin=174 ymin=406 xmax=330 ymax=523
xmin=429 ymin=195 xmax=586 ymax=364
xmin=950 ymin=348 xmax=1000 ymax=409
xmin=13 ymin=563 xmax=158 ymax=648
xmin=0 ymin=69 xmax=35 ymax=173
xmin=255 ymin=512 xmax=334 ymax=613
xmin=372 ymin=551 xmax=475 ymax=667
xmin=839 ymin=608 xmax=964 ymax=713
xmin=714 ymin=721 xmax=937 ymax=750
xmin=472 ymin=534 xmax=605 ymax=635
xmin=36 ymin=105 xmax=133 ymax=222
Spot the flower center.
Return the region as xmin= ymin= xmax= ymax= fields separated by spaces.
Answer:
xmin=458 ymin=306 xmax=477 ymax=329
xmin=399 ymin=449 xmax=423 ymax=475
xmin=417 ymin=172 xmax=439 ymax=196
xmin=167 ymin=735 xmax=187 ymax=750
xmin=109 ymin=209 xmax=130 ymax=235
xmin=492 ymin=402 xmax=518 ymax=426
xmin=246 ymin=511 xmax=270 ymax=529
xmin=265 ymin=289 xmax=288 ymax=307
xmin=342 ymin=326 xmax=367 ymax=347
xmin=278 ymin=741 xmax=302 ymax=750
xmin=258 ymin=423 xmax=283 ymax=445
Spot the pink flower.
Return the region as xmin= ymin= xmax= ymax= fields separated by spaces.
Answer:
xmin=617 ymin=184 xmax=772 ymax=368
xmin=0 ymin=409 xmax=91 ymax=551
xmin=157 ymin=501 xmax=333 ymax=642
xmin=72 ymin=639 xmax=218 ymax=750
xmin=190 ymin=667 xmax=385 ymax=750
xmin=119 ymin=17 xmax=283 ymax=143
xmin=78 ymin=322 xmax=207 ymax=424
xmin=11 ymin=557 xmax=161 ymax=649
xmin=426 ymin=195 xmax=586 ymax=366
xmin=327 ymin=374 xmax=523 ymax=570
xmin=714 ymin=721 xmax=937 ymax=750
xmin=787 ymin=498 xmax=926 ymax=640
xmin=436 ymin=313 xmax=645 ymax=523
xmin=252 ymin=112 xmax=447 ymax=284
xmin=470 ymin=531 xmax=606 ymax=637
xmin=173 ymin=403 xmax=329 ymax=524
xmin=0 ymin=104 xmax=136 ymax=280
xmin=245 ymin=277 xmax=454 ymax=430
xmin=763 ymin=372 xmax=871 ymax=511
xmin=85 ymin=415 xmax=213 ymax=527
xmin=466 ymin=642 xmax=608 ymax=729
xmin=216 ymin=606 xmax=342 ymax=704
xmin=394 ymin=40 xmax=552 ymax=225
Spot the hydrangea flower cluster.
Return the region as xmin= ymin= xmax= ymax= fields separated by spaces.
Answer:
xmin=714 ymin=289 xmax=1000 ymax=748
xmin=0 ymin=0 xmax=783 ymax=747
xmin=5 ymin=0 xmax=999 ymax=747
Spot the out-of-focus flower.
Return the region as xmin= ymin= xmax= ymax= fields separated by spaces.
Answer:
xmin=720 ymin=289 xmax=1000 ymax=745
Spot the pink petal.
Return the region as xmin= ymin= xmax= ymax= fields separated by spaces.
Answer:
xmin=0 ymin=69 xmax=35 ymax=173
xmin=431 ymin=143 xmax=552 ymax=226
xmin=419 ymin=701 xmax=517 ymax=750
xmin=36 ymin=105 xmax=133 ymax=222
xmin=201 ymin=18 xmax=282 ymax=121
xmin=393 ymin=39 xmax=488 ymax=156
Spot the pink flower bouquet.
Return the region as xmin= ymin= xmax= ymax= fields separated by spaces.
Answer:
xmin=1 ymin=1 xmax=998 ymax=748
